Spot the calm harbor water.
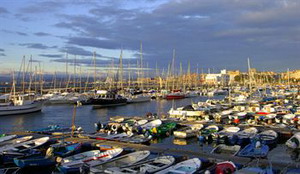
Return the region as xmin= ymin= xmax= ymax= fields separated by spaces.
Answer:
xmin=0 ymin=96 xmax=210 ymax=134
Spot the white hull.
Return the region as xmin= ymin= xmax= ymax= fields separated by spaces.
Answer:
xmin=169 ymin=109 xmax=205 ymax=117
xmin=0 ymin=101 xmax=43 ymax=116
xmin=127 ymin=96 xmax=151 ymax=103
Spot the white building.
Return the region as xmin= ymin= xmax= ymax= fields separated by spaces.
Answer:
xmin=205 ymin=69 xmax=230 ymax=85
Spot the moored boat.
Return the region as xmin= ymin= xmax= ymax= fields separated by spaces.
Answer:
xmin=104 ymin=155 xmax=175 ymax=174
xmin=0 ymin=137 xmax=49 ymax=153
xmin=155 ymin=158 xmax=201 ymax=174
xmin=256 ymin=130 xmax=278 ymax=145
xmin=0 ymin=135 xmax=17 ymax=143
xmin=58 ymin=148 xmax=123 ymax=173
xmin=286 ymin=132 xmax=300 ymax=149
xmin=237 ymin=141 xmax=269 ymax=158
xmin=88 ymin=150 xmax=150 ymax=173
xmin=211 ymin=144 xmax=241 ymax=156
xmin=236 ymin=127 xmax=258 ymax=145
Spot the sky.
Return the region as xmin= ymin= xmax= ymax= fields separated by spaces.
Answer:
xmin=0 ymin=0 xmax=299 ymax=75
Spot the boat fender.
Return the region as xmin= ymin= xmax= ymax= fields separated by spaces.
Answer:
xmin=45 ymin=147 xmax=54 ymax=157
xmin=111 ymin=124 xmax=118 ymax=132
xmin=56 ymin=156 xmax=63 ymax=163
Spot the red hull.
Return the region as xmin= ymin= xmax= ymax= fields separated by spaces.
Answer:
xmin=165 ymin=95 xmax=185 ymax=100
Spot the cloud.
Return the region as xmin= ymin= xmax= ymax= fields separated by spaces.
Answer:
xmin=34 ymin=32 xmax=51 ymax=37
xmin=0 ymin=48 xmax=4 ymax=52
xmin=0 ymin=53 xmax=6 ymax=56
xmin=19 ymin=1 xmax=66 ymax=14
xmin=67 ymin=37 xmax=120 ymax=50
xmin=29 ymin=59 xmax=41 ymax=62
xmin=1 ymin=0 xmax=299 ymax=71
xmin=19 ymin=43 xmax=57 ymax=49
xmin=0 ymin=7 xmax=9 ymax=14
xmin=16 ymin=32 xmax=28 ymax=36
xmin=1 ymin=29 xmax=28 ymax=36
xmin=59 ymin=46 xmax=96 ymax=57
xmin=51 ymin=57 xmax=140 ymax=69
xmin=39 ymin=54 xmax=63 ymax=58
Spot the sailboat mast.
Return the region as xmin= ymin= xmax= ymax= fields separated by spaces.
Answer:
xmin=28 ymin=55 xmax=33 ymax=92
xmin=287 ymin=68 xmax=290 ymax=89
xmin=22 ymin=56 xmax=25 ymax=93
xmin=118 ymin=48 xmax=123 ymax=90
xmin=172 ymin=49 xmax=175 ymax=91
xmin=93 ymin=51 xmax=96 ymax=87
xmin=140 ymin=41 xmax=144 ymax=90
xmin=65 ymin=53 xmax=68 ymax=89
xmin=247 ymin=58 xmax=252 ymax=91
xmin=73 ymin=55 xmax=76 ymax=89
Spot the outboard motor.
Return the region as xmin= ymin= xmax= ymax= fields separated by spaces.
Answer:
xmin=95 ymin=121 xmax=102 ymax=132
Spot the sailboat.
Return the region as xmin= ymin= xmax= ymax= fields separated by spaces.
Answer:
xmin=0 ymin=72 xmax=44 ymax=116
xmin=126 ymin=42 xmax=151 ymax=103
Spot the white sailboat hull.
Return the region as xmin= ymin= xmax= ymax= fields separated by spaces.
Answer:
xmin=127 ymin=96 xmax=151 ymax=103
xmin=0 ymin=101 xmax=43 ymax=116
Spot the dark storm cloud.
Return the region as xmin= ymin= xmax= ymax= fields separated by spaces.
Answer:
xmin=39 ymin=54 xmax=63 ymax=58
xmin=34 ymin=32 xmax=51 ymax=37
xmin=50 ymin=0 xmax=300 ymax=71
xmin=19 ymin=43 xmax=57 ymax=49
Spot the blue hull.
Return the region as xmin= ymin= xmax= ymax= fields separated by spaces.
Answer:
xmin=14 ymin=156 xmax=56 ymax=168
xmin=58 ymin=165 xmax=81 ymax=174
xmin=238 ymin=143 xmax=269 ymax=158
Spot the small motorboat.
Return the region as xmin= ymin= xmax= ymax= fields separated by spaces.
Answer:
xmin=236 ymin=127 xmax=258 ymax=145
xmin=286 ymin=132 xmax=300 ymax=149
xmin=155 ymin=158 xmax=201 ymax=174
xmin=237 ymin=141 xmax=269 ymax=158
xmin=46 ymin=142 xmax=82 ymax=158
xmin=149 ymin=122 xmax=176 ymax=137
xmin=117 ymin=134 xmax=152 ymax=144
xmin=214 ymin=161 xmax=236 ymax=173
xmin=211 ymin=144 xmax=241 ymax=156
xmin=140 ymin=119 xmax=162 ymax=130
xmin=215 ymin=126 xmax=240 ymax=144
xmin=198 ymin=125 xmax=219 ymax=143
xmin=174 ymin=127 xmax=197 ymax=139
xmin=0 ymin=136 xmax=33 ymax=147
xmin=256 ymin=130 xmax=278 ymax=145
xmin=14 ymin=155 xmax=56 ymax=168
xmin=58 ymin=148 xmax=123 ymax=173
xmin=104 ymin=155 xmax=175 ymax=174
xmin=88 ymin=150 xmax=150 ymax=173
xmin=0 ymin=134 xmax=17 ymax=143
xmin=0 ymin=137 xmax=49 ymax=153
